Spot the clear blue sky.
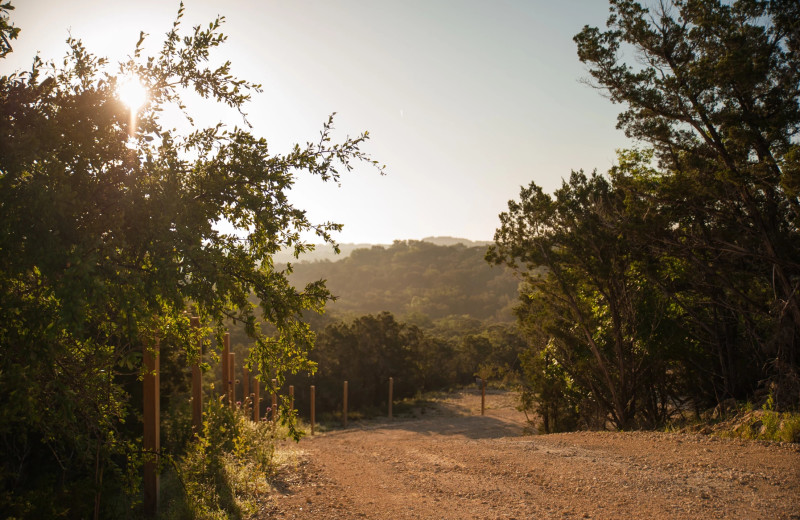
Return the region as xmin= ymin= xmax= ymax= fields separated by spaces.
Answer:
xmin=3 ymin=0 xmax=631 ymax=244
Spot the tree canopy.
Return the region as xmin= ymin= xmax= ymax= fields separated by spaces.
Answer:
xmin=490 ymin=0 xmax=800 ymax=430
xmin=0 ymin=3 xmax=380 ymax=516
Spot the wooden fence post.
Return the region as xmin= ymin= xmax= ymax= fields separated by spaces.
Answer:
xmin=481 ymin=378 xmax=486 ymax=416
xmin=242 ymin=366 xmax=250 ymax=417
xmin=388 ymin=377 xmax=393 ymax=420
xmin=222 ymin=333 xmax=230 ymax=404
xmin=143 ymin=337 xmax=160 ymax=517
xmin=343 ymin=380 xmax=348 ymax=428
xmin=310 ymin=385 xmax=316 ymax=435
xmin=271 ymin=378 xmax=278 ymax=423
xmin=229 ymin=352 xmax=235 ymax=406
xmin=190 ymin=317 xmax=202 ymax=435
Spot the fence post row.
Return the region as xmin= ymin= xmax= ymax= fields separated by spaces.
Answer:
xmin=144 ymin=326 xmax=409 ymax=514
xmin=143 ymin=337 xmax=160 ymax=517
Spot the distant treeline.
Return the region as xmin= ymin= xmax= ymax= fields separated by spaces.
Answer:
xmin=285 ymin=312 xmax=526 ymax=418
xmin=282 ymin=240 xmax=520 ymax=323
xmin=272 ymin=236 xmax=493 ymax=264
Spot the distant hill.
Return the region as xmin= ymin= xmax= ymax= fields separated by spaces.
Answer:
xmin=272 ymin=243 xmax=380 ymax=264
xmin=419 ymin=236 xmax=493 ymax=248
xmin=273 ymin=236 xmax=492 ymax=264
xmin=281 ymin=239 xmax=519 ymax=322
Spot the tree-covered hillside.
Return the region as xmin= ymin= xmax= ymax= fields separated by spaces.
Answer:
xmin=283 ymin=240 xmax=520 ymax=322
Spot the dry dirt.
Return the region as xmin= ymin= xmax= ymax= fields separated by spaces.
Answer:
xmin=260 ymin=389 xmax=800 ymax=519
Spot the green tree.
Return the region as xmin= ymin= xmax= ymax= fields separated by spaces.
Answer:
xmin=488 ymin=170 xmax=686 ymax=429
xmin=295 ymin=312 xmax=421 ymax=414
xmin=575 ymin=0 xmax=800 ymax=405
xmin=0 ymin=3 xmax=380 ymax=517
xmin=493 ymin=0 xmax=800 ymax=433
xmin=286 ymin=310 xmax=521 ymax=418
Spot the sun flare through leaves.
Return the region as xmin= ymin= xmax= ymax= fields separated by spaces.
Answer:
xmin=117 ymin=74 xmax=148 ymax=111
xmin=116 ymin=74 xmax=148 ymax=147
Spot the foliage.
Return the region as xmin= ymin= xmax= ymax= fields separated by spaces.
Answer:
xmin=285 ymin=312 xmax=527 ymax=418
xmin=0 ymin=3 xmax=379 ymax=517
xmin=717 ymin=407 xmax=800 ymax=444
xmin=0 ymin=1 xmax=19 ymax=58
xmin=491 ymin=0 xmax=800 ymax=432
xmin=518 ymin=342 xmax=581 ymax=434
xmin=284 ymin=240 xmax=520 ymax=322
xmin=307 ymin=312 xmax=420 ymax=415
xmin=488 ymin=168 xmax=688 ymax=429
xmin=574 ymin=0 xmax=800 ymax=406
xmin=164 ymin=398 xmax=276 ymax=520
xmin=280 ymin=240 xmax=525 ymax=420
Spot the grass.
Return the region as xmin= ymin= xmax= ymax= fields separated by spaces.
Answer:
xmin=667 ymin=393 xmax=800 ymax=444
xmin=715 ymin=409 xmax=800 ymax=443
xmin=157 ymin=398 xmax=292 ymax=520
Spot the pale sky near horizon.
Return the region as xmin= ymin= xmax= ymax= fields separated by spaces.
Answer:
xmin=2 ymin=0 xmax=632 ymax=245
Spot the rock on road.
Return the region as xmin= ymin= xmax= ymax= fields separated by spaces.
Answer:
xmin=262 ymin=389 xmax=800 ymax=519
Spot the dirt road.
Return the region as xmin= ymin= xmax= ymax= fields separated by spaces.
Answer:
xmin=262 ymin=389 xmax=800 ymax=519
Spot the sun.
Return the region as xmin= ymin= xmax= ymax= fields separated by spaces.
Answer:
xmin=117 ymin=75 xmax=148 ymax=111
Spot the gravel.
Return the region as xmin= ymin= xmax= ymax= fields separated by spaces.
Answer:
xmin=260 ymin=389 xmax=800 ymax=519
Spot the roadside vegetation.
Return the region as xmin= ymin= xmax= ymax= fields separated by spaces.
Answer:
xmin=489 ymin=0 xmax=800 ymax=434
xmin=1 ymin=1 xmax=798 ymax=518
xmin=0 ymin=2 xmax=380 ymax=517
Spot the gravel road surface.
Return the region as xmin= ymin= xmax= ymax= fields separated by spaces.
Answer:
xmin=261 ymin=389 xmax=800 ymax=519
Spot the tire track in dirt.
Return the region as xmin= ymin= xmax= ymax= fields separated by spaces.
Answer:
xmin=261 ymin=389 xmax=800 ymax=519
